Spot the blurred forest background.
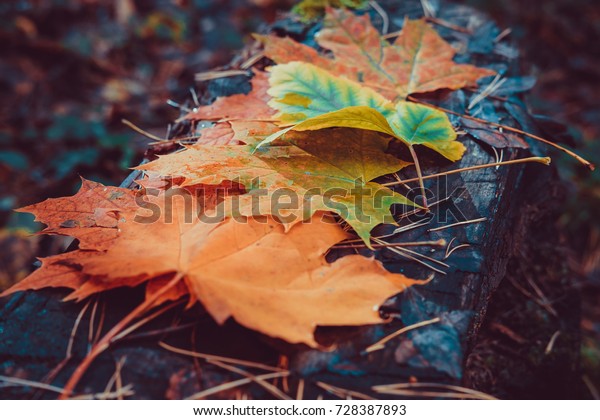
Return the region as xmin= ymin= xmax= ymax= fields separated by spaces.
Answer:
xmin=0 ymin=0 xmax=598 ymax=397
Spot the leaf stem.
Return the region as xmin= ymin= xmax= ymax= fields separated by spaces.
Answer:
xmin=333 ymin=239 xmax=446 ymax=249
xmin=408 ymin=144 xmax=429 ymax=210
xmin=407 ymin=96 xmax=595 ymax=170
xmin=59 ymin=272 xmax=184 ymax=399
xmin=381 ymin=156 xmax=551 ymax=186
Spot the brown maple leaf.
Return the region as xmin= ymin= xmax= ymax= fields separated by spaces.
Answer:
xmin=3 ymin=254 xmax=86 ymax=294
xmin=3 ymin=180 xmax=421 ymax=347
xmin=16 ymin=178 xmax=140 ymax=251
xmin=260 ymin=8 xmax=495 ymax=100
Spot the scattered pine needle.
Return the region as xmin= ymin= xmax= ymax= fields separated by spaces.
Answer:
xmin=241 ymin=53 xmax=265 ymax=70
xmin=340 ymin=218 xmax=433 ymax=245
xmin=93 ymin=300 xmax=106 ymax=345
xmin=425 ymin=16 xmax=472 ymax=34
xmin=525 ymin=276 xmax=558 ymax=317
xmin=121 ymin=119 xmax=198 ymax=144
xmin=67 ymin=300 xmax=91 ymax=358
xmin=101 ymin=356 xmax=126 ymax=400
xmin=407 ymin=95 xmax=594 ymax=170
xmin=114 ymin=356 xmax=125 ymax=401
xmin=375 ymin=389 xmax=481 ymax=398
xmin=428 ymin=217 xmax=487 ymax=232
xmin=316 ymin=381 xmax=374 ymax=400
xmin=396 ymin=246 xmax=450 ymax=268
xmin=333 ymin=239 xmax=446 ymax=250
xmin=372 ymin=382 xmax=497 ymax=400
xmin=583 ymin=375 xmax=600 ymax=400
xmin=391 ymin=218 xmax=433 ymax=234
xmin=69 ymin=385 xmax=135 ymax=400
xmin=374 ymin=238 xmax=447 ymax=275
xmin=0 ymin=374 xmax=65 ymax=394
xmin=382 ymin=16 xmax=470 ymax=41
xmin=59 ymin=273 xmax=184 ymax=399
xmin=159 ymin=342 xmax=285 ymax=372
xmin=381 ymin=30 xmax=401 ymax=40
xmin=122 ymin=119 xmax=165 ymax=142
xmin=468 ymin=74 xmax=506 ymax=110
xmin=397 ymin=196 xmax=453 ymax=220
xmin=364 ymin=317 xmax=441 ymax=353
xmin=112 ymin=300 xmax=183 ymax=343
xmin=206 ymin=359 xmax=291 ymax=400
xmin=494 ymin=27 xmax=512 ymax=42
xmin=189 ymin=87 xmax=200 ymax=107
xmin=195 ymin=69 xmax=250 ymax=82
xmin=419 ymin=0 xmax=436 ymax=18
xmin=0 ymin=374 xmax=134 ymax=400
xmin=444 ymin=238 xmax=471 ymax=260
xmin=185 ymin=372 xmax=287 ymax=400
xmin=35 ymin=300 xmax=91 ymax=398
xmin=121 ymin=321 xmax=196 ymax=342
xmin=381 ymin=156 xmax=552 ymax=187
xmin=296 ymin=379 xmax=305 ymax=400
xmin=544 ymin=330 xmax=561 ymax=355
xmin=369 ymin=1 xmax=389 ymax=34
xmin=88 ymin=296 xmax=99 ymax=348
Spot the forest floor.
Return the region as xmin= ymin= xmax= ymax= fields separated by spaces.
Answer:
xmin=0 ymin=0 xmax=598 ymax=398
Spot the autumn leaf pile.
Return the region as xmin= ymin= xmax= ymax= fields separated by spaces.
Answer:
xmin=2 ymin=8 xmax=495 ymax=347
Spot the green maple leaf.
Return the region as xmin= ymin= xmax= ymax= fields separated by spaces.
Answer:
xmin=258 ymin=61 xmax=464 ymax=161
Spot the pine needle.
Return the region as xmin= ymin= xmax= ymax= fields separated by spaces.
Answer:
xmin=195 ymin=69 xmax=250 ymax=82
xmin=184 ymin=372 xmax=287 ymax=400
xmin=364 ymin=317 xmax=441 ymax=353
xmin=316 ymin=381 xmax=374 ymax=400
xmin=296 ymin=379 xmax=305 ymax=400
xmin=373 ymin=382 xmax=497 ymax=400
xmin=159 ymin=342 xmax=284 ymax=372
xmin=407 ymin=96 xmax=594 ymax=170
xmin=206 ymin=359 xmax=291 ymax=400
xmin=59 ymin=273 xmax=184 ymax=399
xmin=373 ymin=238 xmax=447 ymax=275
xmin=381 ymin=156 xmax=551 ymax=187
xmin=428 ymin=217 xmax=487 ymax=232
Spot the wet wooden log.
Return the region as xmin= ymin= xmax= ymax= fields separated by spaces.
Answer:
xmin=0 ymin=0 xmax=580 ymax=399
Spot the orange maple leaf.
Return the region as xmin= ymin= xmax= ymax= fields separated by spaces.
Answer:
xmin=16 ymin=178 xmax=140 ymax=251
xmin=260 ymin=8 xmax=495 ymax=100
xmin=185 ymin=71 xmax=277 ymax=145
xmin=186 ymin=71 xmax=274 ymax=121
xmin=4 ymin=254 xmax=86 ymax=293
xmin=195 ymin=121 xmax=236 ymax=146
xmin=3 ymin=180 xmax=421 ymax=347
